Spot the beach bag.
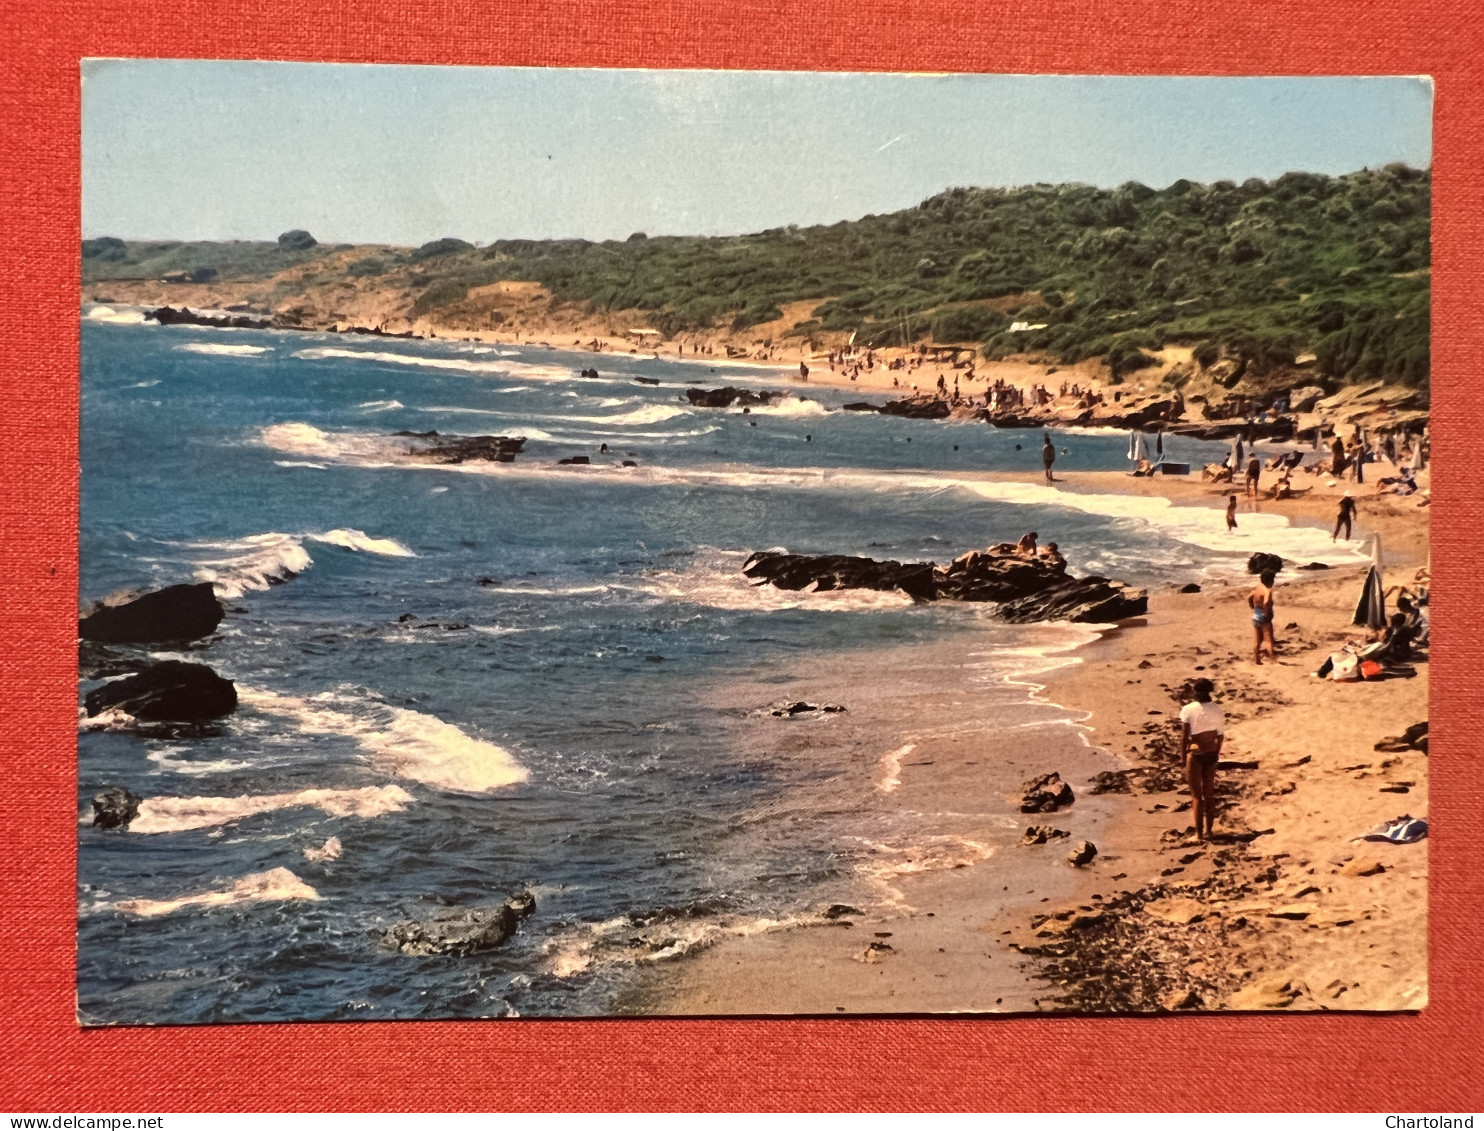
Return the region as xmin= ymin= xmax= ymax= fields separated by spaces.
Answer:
xmin=1360 ymin=659 xmax=1385 ymax=681
xmin=1329 ymin=653 xmax=1361 ymax=682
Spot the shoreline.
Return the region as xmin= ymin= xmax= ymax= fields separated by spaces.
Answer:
xmin=649 ymin=474 xmax=1428 ymax=1015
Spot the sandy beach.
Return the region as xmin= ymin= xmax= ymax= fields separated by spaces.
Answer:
xmin=654 ymin=470 xmax=1429 ymax=1015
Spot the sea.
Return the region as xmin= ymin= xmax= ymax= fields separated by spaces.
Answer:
xmin=76 ymin=305 xmax=1367 ymax=1024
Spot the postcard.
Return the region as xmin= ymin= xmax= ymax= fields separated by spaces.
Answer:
xmin=76 ymin=64 xmax=1431 ymax=1023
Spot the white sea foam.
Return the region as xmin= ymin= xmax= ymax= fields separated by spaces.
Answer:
xmin=542 ymin=909 xmax=824 ymax=978
xmin=181 ymin=528 xmax=412 ymax=597
xmin=175 ymin=342 xmax=271 ymax=357
xmin=238 ymin=686 xmax=529 ymax=794
xmin=293 ymin=347 xmax=576 ymax=383
xmin=358 ymin=399 xmax=404 ymax=412
xmin=309 ymin=529 xmax=415 ymax=557
xmin=875 ymin=743 xmax=916 ymax=794
xmin=111 ymin=867 xmax=319 ymax=918
xmin=304 ymin=836 xmax=342 ymax=862
xmin=130 ymin=379 xmax=161 ymax=388
xmin=736 ymin=396 xmax=830 ymax=418
xmin=188 ymin=532 xmax=314 ymax=598
xmin=126 ymin=784 xmax=415 ymax=834
xmin=145 ymin=749 xmax=253 ymax=776
xmin=84 ymin=304 xmax=148 ymax=325
xmin=273 ymin=460 xmax=327 ymax=469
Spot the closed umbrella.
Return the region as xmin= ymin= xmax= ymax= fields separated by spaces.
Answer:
xmin=1353 ymin=565 xmax=1387 ymax=632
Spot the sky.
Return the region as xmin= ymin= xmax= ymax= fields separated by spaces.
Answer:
xmin=81 ymin=63 xmax=1434 ymax=246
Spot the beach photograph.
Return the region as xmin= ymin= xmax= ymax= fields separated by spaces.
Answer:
xmin=76 ymin=64 xmax=1431 ymax=1023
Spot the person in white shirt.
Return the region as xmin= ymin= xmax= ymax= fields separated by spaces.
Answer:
xmin=1178 ymin=677 xmax=1226 ymax=841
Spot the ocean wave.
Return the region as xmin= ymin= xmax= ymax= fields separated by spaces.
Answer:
xmin=735 ymin=396 xmax=830 ymax=418
xmin=145 ymin=750 xmax=253 ymax=776
xmin=542 ymin=908 xmax=826 ymax=978
xmin=358 ymin=399 xmax=404 ymax=412
xmin=83 ymin=304 xmax=148 ymax=325
xmin=238 ymin=686 xmax=529 ymax=794
xmin=110 ymin=867 xmax=319 ymax=918
xmin=308 ymin=528 xmax=415 ymax=557
xmin=175 ymin=342 xmax=272 ymax=357
xmin=188 ymin=532 xmax=314 ymax=598
xmin=292 ymin=347 xmax=576 ymax=383
xmin=273 ymin=460 xmax=327 ymax=469
xmin=875 ymin=743 xmax=916 ymax=794
xmin=126 ymin=784 xmax=415 ymax=834
xmin=180 ymin=528 xmax=413 ymax=597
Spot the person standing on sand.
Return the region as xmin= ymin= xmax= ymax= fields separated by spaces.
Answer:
xmin=1249 ymin=569 xmax=1277 ymax=664
xmin=1042 ymin=433 xmax=1056 ymax=484
xmin=1245 ymin=455 xmax=1261 ymax=498
xmin=1179 ymin=678 xmax=1225 ymax=841
xmin=1226 ymin=494 xmax=1239 ymax=531
xmin=1333 ymin=493 xmax=1357 ymax=541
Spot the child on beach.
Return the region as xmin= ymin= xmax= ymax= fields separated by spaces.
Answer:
xmin=1226 ymin=495 xmax=1238 ymax=531
xmin=1179 ymin=677 xmax=1225 ymax=842
xmin=1249 ymin=569 xmax=1277 ymax=664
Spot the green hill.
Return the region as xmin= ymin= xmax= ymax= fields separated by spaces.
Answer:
xmin=83 ymin=164 xmax=1430 ymax=388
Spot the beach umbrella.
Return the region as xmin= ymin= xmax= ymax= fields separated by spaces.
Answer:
xmin=1353 ymin=565 xmax=1387 ymax=631
xmin=1127 ymin=429 xmax=1137 ymax=462
xmin=1156 ymin=431 xmax=1164 ymax=460
xmin=1409 ymin=438 xmax=1424 ymax=471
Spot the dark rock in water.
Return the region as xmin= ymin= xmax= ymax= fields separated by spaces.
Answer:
xmin=394 ymin=431 xmax=525 ymax=464
xmin=558 ymin=455 xmax=591 ymax=465
xmin=938 ymin=549 xmax=1068 ymax=603
xmin=92 ymin=786 xmax=142 ymax=829
xmin=634 ymin=376 xmax=661 ymax=386
xmin=771 ymin=701 xmax=848 ymax=717
xmin=841 ymin=401 xmax=882 ymax=412
xmin=380 ymin=890 xmax=537 ymax=956
xmin=742 ymin=550 xmax=939 ymax=603
xmin=1179 ymin=582 xmax=1202 ymax=594
xmin=79 ymin=583 xmax=224 ymax=644
xmin=685 ymin=386 xmax=779 ymax=408
xmin=997 ymin=576 xmax=1148 ymax=624
xmin=578 ymin=368 xmax=601 ymax=379
xmin=476 ymin=577 xmax=499 ymax=586
xmin=822 ymin=903 xmax=863 ymax=920
xmin=621 ymin=460 xmax=638 ymax=467
xmin=1067 ymin=840 xmax=1098 ymax=866
xmin=743 ymin=544 xmax=1144 ymax=624
xmin=880 ymin=396 xmax=951 ymax=419
xmin=1297 ymin=561 xmax=1331 ymax=571
xmin=1021 ymin=772 xmax=1075 ymax=813
xmin=84 ymin=660 xmax=238 ymax=721
xmin=148 ymin=305 xmax=272 ymax=330
xmin=1247 ymin=552 xmax=1285 ymax=575
xmin=1021 ymin=825 xmax=1070 ymax=845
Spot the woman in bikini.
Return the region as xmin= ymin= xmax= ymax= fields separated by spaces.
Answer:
xmin=1249 ymin=568 xmax=1277 ymax=665
xmin=1179 ymin=677 xmax=1225 ymax=841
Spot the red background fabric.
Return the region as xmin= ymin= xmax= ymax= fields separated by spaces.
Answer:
xmin=2 ymin=0 xmax=1480 ymax=1110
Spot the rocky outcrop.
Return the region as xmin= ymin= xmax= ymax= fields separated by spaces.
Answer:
xmin=79 ymin=583 xmax=224 ymax=644
xmin=685 ymin=387 xmax=779 ymax=408
xmin=742 ymin=545 xmax=1146 ymax=623
xmin=1021 ymin=772 xmax=1075 ymax=813
xmin=1067 ymin=840 xmax=1098 ymax=866
xmin=880 ymin=396 xmax=951 ymax=419
xmin=84 ymin=660 xmax=238 ymax=721
xmin=997 ymin=575 xmax=1148 ymax=623
xmin=742 ymin=551 xmax=939 ymax=603
xmin=393 ymin=430 xmax=525 ymax=464
xmin=380 ymin=891 xmax=537 ymax=956
xmin=147 ymin=305 xmax=273 ymax=329
xmin=770 ymin=701 xmax=847 ymax=717
xmin=92 ymin=786 xmax=142 ymax=829
xmin=1021 ymin=825 xmax=1070 ymax=845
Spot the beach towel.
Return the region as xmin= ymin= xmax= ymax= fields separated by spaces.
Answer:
xmin=1358 ymin=816 xmax=1428 ymax=844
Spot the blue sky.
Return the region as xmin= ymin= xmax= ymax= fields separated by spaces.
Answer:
xmin=81 ymin=63 xmax=1433 ymax=245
